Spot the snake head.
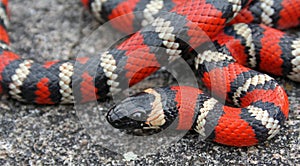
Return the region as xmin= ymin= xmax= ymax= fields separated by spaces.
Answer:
xmin=106 ymin=92 xmax=155 ymax=129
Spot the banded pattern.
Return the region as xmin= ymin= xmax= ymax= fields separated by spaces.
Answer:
xmin=107 ymin=44 xmax=289 ymax=146
xmin=230 ymin=0 xmax=300 ymax=29
xmin=9 ymin=60 xmax=33 ymax=101
xmin=0 ymin=0 xmax=299 ymax=147
xmin=100 ymin=51 xmax=120 ymax=94
xmin=289 ymin=38 xmax=300 ymax=81
xmin=0 ymin=0 xmax=252 ymax=104
xmin=82 ymin=0 xmax=182 ymax=33
xmin=144 ymin=88 xmax=166 ymax=128
xmin=212 ymin=23 xmax=300 ymax=82
xmin=151 ymin=17 xmax=182 ymax=59
xmin=107 ymin=82 xmax=288 ymax=146
xmin=141 ymin=0 xmax=164 ymax=27
xmin=194 ymin=98 xmax=219 ymax=137
xmin=58 ymin=62 xmax=74 ymax=103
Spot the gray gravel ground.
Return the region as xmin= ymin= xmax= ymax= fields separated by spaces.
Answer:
xmin=0 ymin=0 xmax=299 ymax=165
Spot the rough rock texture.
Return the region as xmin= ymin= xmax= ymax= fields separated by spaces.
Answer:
xmin=0 ymin=0 xmax=299 ymax=165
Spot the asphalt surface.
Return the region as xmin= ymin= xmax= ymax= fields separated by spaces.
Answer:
xmin=0 ymin=0 xmax=299 ymax=165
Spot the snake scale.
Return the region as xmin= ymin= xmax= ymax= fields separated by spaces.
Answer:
xmin=0 ymin=0 xmax=299 ymax=146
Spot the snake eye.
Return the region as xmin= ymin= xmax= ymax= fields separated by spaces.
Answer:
xmin=131 ymin=110 xmax=146 ymax=121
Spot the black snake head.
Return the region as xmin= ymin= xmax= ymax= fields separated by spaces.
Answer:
xmin=106 ymin=92 xmax=155 ymax=129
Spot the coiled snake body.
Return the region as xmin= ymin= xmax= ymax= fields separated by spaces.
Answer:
xmin=0 ymin=0 xmax=299 ymax=146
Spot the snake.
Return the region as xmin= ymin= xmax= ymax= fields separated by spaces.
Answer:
xmin=0 ymin=0 xmax=299 ymax=146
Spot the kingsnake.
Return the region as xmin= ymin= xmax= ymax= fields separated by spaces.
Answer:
xmin=0 ymin=0 xmax=299 ymax=146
